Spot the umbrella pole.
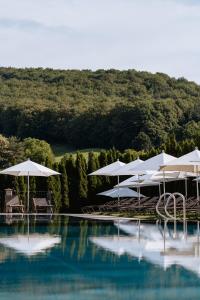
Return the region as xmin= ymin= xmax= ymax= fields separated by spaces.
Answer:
xmin=27 ymin=214 xmax=30 ymax=242
xmin=138 ymin=174 xmax=141 ymax=206
xmin=159 ymin=183 xmax=161 ymax=197
xmin=195 ymin=165 xmax=200 ymax=206
xmin=185 ymin=178 xmax=188 ymax=200
xmin=117 ymin=175 xmax=120 ymax=209
xmin=163 ymin=171 xmax=166 ymax=194
xmin=139 ymin=186 xmax=141 ymax=206
xmin=27 ymin=173 xmax=30 ymax=213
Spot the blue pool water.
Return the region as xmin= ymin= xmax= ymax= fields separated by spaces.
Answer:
xmin=0 ymin=216 xmax=200 ymax=300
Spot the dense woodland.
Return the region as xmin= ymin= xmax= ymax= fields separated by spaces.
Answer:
xmin=0 ymin=67 xmax=200 ymax=211
xmin=0 ymin=67 xmax=200 ymax=150
xmin=0 ymin=135 xmax=198 ymax=212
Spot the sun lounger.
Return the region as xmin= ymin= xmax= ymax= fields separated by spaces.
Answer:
xmin=120 ymin=197 xmax=158 ymax=212
xmin=6 ymin=196 xmax=24 ymax=213
xmin=33 ymin=198 xmax=53 ymax=213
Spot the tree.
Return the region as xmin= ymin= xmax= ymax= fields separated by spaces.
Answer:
xmin=65 ymin=155 xmax=77 ymax=209
xmin=75 ymin=153 xmax=88 ymax=205
xmin=134 ymin=132 xmax=152 ymax=151
xmin=98 ymin=151 xmax=108 ymax=168
xmin=23 ymin=138 xmax=54 ymax=164
xmin=52 ymin=162 xmax=62 ymax=212
xmin=18 ymin=176 xmax=27 ymax=205
xmin=45 ymin=157 xmax=61 ymax=212
xmin=59 ymin=160 xmax=69 ymax=210
xmin=87 ymin=152 xmax=98 ymax=199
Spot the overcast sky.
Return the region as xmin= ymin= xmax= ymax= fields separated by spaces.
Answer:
xmin=0 ymin=0 xmax=200 ymax=82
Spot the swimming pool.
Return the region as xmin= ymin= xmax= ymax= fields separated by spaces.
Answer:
xmin=0 ymin=215 xmax=199 ymax=300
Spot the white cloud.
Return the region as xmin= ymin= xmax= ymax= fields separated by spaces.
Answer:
xmin=0 ymin=0 xmax=200 ymax=82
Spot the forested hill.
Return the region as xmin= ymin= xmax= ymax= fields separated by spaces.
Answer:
xmin=0 ymin=67 xmax=200 ymax=150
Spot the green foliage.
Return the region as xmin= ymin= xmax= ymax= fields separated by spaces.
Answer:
xmin=87 ymin=152 xmax=99 ymax=199
xmin=65 ymin=155 xmax=77 ymax=208
xmin=18 ymin=177 xmax=27 ymax=205
xmin=0 ymin=135 xmax=24 ymax=168
xmin=52 ymin=163 xmax=62 ymax=212
xmin=23 ymin=137 xmax=54 ymax=164
xmin=134 ymin=132 xmax=152 ymax=151
xmin=75 ymin=153 xmax=88 ymax=202
xmin=0 ymin=132 xmax=199 ymax=212
xmin=0 ymin=67 xmax=199 ymax=150
xmin=59 ymin=160 xmax=69 ymax=210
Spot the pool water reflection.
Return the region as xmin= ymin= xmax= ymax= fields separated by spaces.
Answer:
xmin=0 ymin=216 xmax=200 ymax=300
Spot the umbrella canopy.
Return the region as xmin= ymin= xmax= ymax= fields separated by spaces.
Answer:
xmin=89 ymin=160 xmax=125 ymax=176
xmin=115 ymin=177 xmax=160 ymax=188
xmin=111 ymin=158 xmax=143 ymax=176
xmin=0 ymin=159 xmax=60 ymax=212
xmin=115 ymin=170 xmax=184 ymax=188
xmin=0 ymin=159 xmax=60 ymax=177
xmin=128 ymin=151 xmax=176 ymax=175
xmin=160 ymin=148 xmax=200 ymax=173
xmin=97 ymin=187 xmax=145 ymax=198
xmin=0 ymin=233 xmax=61 ymax=256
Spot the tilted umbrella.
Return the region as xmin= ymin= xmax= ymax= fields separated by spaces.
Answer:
xmin=115 ymin=175 xmax=161 ymax=199
xmin=0 ymin=159 xmax=60 ymax=212
xmin=115 ymin=171 xmax=185 ymax=199
xmin=97 ymin=187 xmax=145 ymax=198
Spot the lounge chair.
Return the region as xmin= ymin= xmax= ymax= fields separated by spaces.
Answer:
xmin=33 ymin=198 xmax=53 ymax=214
xmin=6 ymin=196 xmax=24 ymax=213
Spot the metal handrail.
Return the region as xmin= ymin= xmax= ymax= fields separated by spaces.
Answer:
xmin=156 ymin=193 xmax=175 ymax=220
xmin=165 ymin=192 xmax=186 ymax=222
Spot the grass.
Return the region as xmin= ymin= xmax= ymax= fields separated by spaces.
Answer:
xmin=52 ymin=144 xmax=104 ymax=162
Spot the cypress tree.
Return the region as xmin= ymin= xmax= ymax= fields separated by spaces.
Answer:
xmin=13 ymin=176 xmax=19 ymax=195
xmin=46 ymin=156 xmax=54 ymax=196
xmin=52 ymin=162 xmax=62 ymax=212
xmin=87 ymin=152 xmax=98 ymax=199
xmin=75 ymin=153 xmax=88 ymax=206
xmin=107 ymin=149 xmax=114 ymax=164
xmin=164 ymin=134 xmax=178 ymax=156
xmin=45 ymin=157 xmax=61 ymax=212
xmin=98 ymin=151 xmax=110 ymax=189
xmin=30 ymin=177 xmax=36 ymax=197
xmin=65 ymin=155 xmax=77 ymax=209
xmin=59 ymin=160 xmax=69 ymax=211
xmin=123 ymin=150 xmax=133 ymax=163
xmin=98 ymin=151 xmax=108 ymax=168
xmin=18 ymin=176 xmax=27 ymax=205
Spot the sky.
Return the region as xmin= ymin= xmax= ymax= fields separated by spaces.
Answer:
xmin=0 ymin=0 xmax=200 ymax=82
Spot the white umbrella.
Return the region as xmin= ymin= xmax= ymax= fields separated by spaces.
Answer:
xmin=89 ymin=159 xmax=126 ymax=207
xmin=120 ymin=151 xmax=176 ymax=196
xmin=115 ymin=175 xmax=161 ymax=187
xmin=0 ymin=159 xmax=60 ymax=212
xmin=0 ymin=233 xmax=61 ymax=256
xmin=97 ymin=187 xmax=145 ymax=198
xmin=115 ymin=176 xmax=161 ymax=202
xmin=128 ymin=151 xmax=176 ymax=175
xmin=115 ymin=170 xmax=185 ymax=199
xmin=111 ymin=158 xmax=143 ymax=176
xmin=161 ymin=148 xmax=200 ymax=200
xmin=161 ymin=148 xmax=200 ymax=173
xmin=89 ymin=160 xmax=125 ymax=176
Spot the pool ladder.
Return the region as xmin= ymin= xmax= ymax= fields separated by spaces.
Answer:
xmin=156 ymin=192 xmax=186 ymax=222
